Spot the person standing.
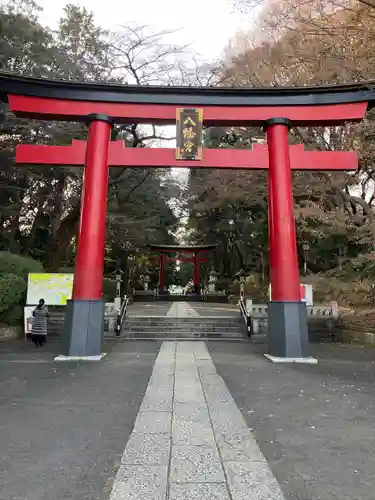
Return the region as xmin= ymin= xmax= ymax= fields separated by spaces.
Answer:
xmin=31 ymin=298 xmax=48 ymax=347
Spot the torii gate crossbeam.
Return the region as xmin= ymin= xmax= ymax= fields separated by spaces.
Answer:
xmin=16 ymin=140 xmax=357 ymax=170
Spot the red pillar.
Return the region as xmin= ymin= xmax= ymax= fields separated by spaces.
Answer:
xmin=72 ymin=115 xmax=112 ymax=300
xmin=193 ymin=252 xmax=199 ymax=287
xmin=267 ymin=170 xmax=275 ymax=282
xmin=159 ymin=253 xmax=166 ymax=293
xmin=264 ymin=118 xmax=309 ymax=359
xmin=266 ymin=119 xmax=300 ymax=301
xmin=76 ymin=170 xmax=86 ymax=247
xmin=62 ymin=114 xmax=113 ymax=358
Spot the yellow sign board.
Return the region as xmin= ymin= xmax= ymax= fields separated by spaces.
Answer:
xmin=27 ymin=273 xmax=74 ymax=305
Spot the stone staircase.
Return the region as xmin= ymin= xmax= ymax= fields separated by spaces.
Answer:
xmin=47 ymin=312 xmax=65 ymax=337
xmin=37 ymin=307 xmax=117 ymax=338
xmin=120 ymin=316 xmax=246 ymax=339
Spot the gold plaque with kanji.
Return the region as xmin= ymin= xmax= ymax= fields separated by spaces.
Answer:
xmin=176 ymin=108 xmax=203 ymax=160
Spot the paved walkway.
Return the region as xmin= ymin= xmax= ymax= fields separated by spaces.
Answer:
xmin=127 ymin=303 xmax=171 ymax=317
xmin=166 ymin=302 xmax=199 ymax=318
xmin=2 ymin=338 xmax=375 ymax=499
xmin=128 ymin=301 xmax=238 ymax=318
xmin=109 ymin=341 xmax=283 ymax=500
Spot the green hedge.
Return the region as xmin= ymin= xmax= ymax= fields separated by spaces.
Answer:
xmin=1 ymin=304 xmax=24 ymax=325
xmin=0 ymin=273 xmax=26 ymax=325
xmin=0 ymin=273 xmax=26 ymax=313
xmin=0 ymin=253 xmax=44 ymax=326
xmin=0 ymin=251 xmax=44 ymax=277
xmin=103 ymin=278 xmax=116 ymax=301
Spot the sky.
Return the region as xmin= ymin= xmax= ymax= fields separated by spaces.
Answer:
xmin=33 ymin=0 xmax=251 ymax=191
xmin=37 ymin=0 xmax=247 ymax=61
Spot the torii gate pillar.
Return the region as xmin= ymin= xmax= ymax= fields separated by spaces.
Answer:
xmin=193 ymin=252 xmax=200 ymax=293
xmin=159 ymin=253 xmax=166 ymax=293
xmin=61 ymin=114 xmax=112 ymax=360
xmin=265 ymin=118 xmax=309 ymax=359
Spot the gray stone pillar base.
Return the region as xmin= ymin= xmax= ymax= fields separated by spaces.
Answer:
xmin=267 ymin=301 xmax=315 ymax=361
xmin=57 ymin=299 xmax=105 ymax=360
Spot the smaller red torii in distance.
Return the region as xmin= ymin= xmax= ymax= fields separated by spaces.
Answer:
xmin=148 ymin=245 xmax=215 ymax=294
xmin=149 ymin=253 xmax=209 ymax=292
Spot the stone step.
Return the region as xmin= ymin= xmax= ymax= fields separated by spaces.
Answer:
xmin=125 ymin=318 xmax=241 ymax=324
xmin=122 ymin=326 xmax=241 ymax=334
xmin=126 ymin=315 xmax=240 ymax=318
xmin=121 ymin=315 xmax=244 ymax=339
xmin=119 ymin=331 xmax=246 ymax=339
xmin=123 ymin=320 xmax=241 ymax=326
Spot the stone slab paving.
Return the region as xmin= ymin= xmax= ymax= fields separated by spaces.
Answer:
xmin=126 ymin=301 xmax=240 ymax=319
xmin=109 ymin=341 xmax=285 ymax=500
xmin=190 ymin=303 xmax=240 ymax=318
xmin=127 ymin=303 xmax=171 ymax=317
xmin=166 ymin=302 xmax=200 ymax=318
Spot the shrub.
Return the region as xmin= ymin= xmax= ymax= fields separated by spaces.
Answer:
xmin=0 ymin=251 xmax=44 ymax=278
xmin=303 ymin=274 xmax=372 ymax=308
xmin=0 ymin=273 xmax=26 ymax=314
xmin=229 ymin=274 xmax=268 ymax=301
xmin=102 ymin=278 xmax=116 ymax=301
xmin=0 ymin=253 xmax=44 ymax=326
xmin=1 ymin=304 xmax=24 ymax=325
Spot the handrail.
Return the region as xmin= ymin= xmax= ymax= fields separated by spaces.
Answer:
xmin=116 ymin=295 xmax=129 ymax=337
xmin=239 ymin=298 xmax=253 ymax=338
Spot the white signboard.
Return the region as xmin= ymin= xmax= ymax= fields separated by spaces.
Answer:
xmin=24 ymin=306 xmax=34 ymax=338
xmin=26 ymin=273 xmax=74 ymax=306
xmin=269 ymin=284 xmax=313 ymax=306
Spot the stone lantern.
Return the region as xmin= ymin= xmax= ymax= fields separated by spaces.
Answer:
xmin=208 ymin=269 xmax=219 ymax=292
xmin=236 ymin=269 xmax=246 ymax=299
xmin=114 ymin=264 xmax=124 ymax=312
xmin=302 ymin=241 xmax=310 ymax=275
xmin=142 ymin=270 xmax=151 ymax=292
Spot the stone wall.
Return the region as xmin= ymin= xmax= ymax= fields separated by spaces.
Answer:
xmin=338 ymin=319 xmax=375 ymax=345
xmin=0 ymin=325 xmax=22 ymax=340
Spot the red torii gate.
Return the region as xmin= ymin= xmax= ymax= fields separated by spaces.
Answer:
xmin=147 ymin=244 xmax=216 ymax=293
xmin=148 ymin=255 xmax=209 ymax=292
xmin=0 ymin=74 xmax=366 ymax=362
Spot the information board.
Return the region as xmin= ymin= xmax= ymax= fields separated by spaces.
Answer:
xmin=26 ymin=273 xmax=74 ymax=305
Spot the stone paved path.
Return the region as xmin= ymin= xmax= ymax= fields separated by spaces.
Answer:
xmin=127 ymin=302 xmax=239 ymax=319
xmin=166 ymin=302 xmax=200 ymax=318
xmin=2 ymin=338 xmax=375 ymax=499
xmin=109 ymin=341 xmax=284 ymax=500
